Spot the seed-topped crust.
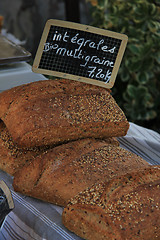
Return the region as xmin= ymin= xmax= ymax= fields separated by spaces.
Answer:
xmin=62 ymin=166 xmax=160 ymax=240
xmin=0 ymin=79 xmax=129 ymax=147
xmin=0 ymin=120 xmax=52 ymax=175
xmin=13 ymin=138 xmax=149 ymax=206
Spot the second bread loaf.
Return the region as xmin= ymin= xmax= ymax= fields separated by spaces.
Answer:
xmin=13 ymin=138 xmax=149 ymax=206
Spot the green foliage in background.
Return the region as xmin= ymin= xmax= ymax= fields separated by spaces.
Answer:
xmin=89 ymin=0 xmax=160 ymax=131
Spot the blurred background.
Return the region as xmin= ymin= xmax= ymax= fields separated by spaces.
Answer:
xmin=0 ymin=0 xmax=160 ymax=132
xmin=0 ymin=0 xmax=91 ymax=56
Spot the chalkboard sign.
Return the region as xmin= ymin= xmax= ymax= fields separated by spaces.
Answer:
xmin=32 ymin=19 xmax=128 ymax=88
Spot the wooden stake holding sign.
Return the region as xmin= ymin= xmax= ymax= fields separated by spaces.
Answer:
xmin=33 ymin=19 xmax=128 ymax=89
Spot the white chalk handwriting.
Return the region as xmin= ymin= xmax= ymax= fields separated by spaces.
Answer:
xmin=43 ymin=30 xmax=117 ymax=81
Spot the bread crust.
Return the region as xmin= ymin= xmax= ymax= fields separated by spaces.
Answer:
xmin=0 ymin=120 xmax=52 ymax=175
xmin=13 ymin=138 xmax=149 ymax=206
xmin=0 ymin=79 xmax=129 ymax=147
xmin=62 ymin=166 xmax=160 ymax=240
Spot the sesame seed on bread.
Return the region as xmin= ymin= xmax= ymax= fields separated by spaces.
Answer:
xmin=0 ymin=79 xmax=129 ymax=148
xmin=62 ymin=166 xmax=160 ymax=240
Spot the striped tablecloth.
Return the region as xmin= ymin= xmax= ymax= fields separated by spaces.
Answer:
xmin=0 ymin=122 xmax=160 ymax=240
xmin=118 ymin=122 xmax=160 ymax=165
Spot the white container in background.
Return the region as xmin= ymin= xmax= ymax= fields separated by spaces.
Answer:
xmin=0 ymin=62 xmax=47 ymax=92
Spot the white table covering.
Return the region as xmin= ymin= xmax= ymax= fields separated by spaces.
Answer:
xmin=0 ymin=122 xmax=160 ymax=240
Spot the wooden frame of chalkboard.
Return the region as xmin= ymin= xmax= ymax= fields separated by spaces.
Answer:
xmin=32 ymin=19 xmax=128 ymax=88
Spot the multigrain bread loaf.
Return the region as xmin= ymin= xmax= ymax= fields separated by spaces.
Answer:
xmin=62 ymin=166 xmax=160 ymax=240
xmin=0 ymin=79 xmax=129 ymax=147
xmin=0 ymin=119 xmax=119 ymax=175
xmin=13 ymin=138 xmax=149 ymax=206
xmin=0 ymin=120 xmax=52 ymax=175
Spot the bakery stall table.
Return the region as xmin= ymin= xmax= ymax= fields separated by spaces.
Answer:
xmin=0 ymin=122 xmax=159 ymax=240
xmin=0 ymin=35 xmax=160 ymax=239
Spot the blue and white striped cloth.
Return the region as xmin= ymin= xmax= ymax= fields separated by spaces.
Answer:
xmin=118 ymin=122 xmax=160 ymax=165
xmin=0 ymin=122 xmax=160 ymax=240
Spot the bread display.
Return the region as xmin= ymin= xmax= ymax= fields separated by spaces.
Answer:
xmin=13 ymin=138 xmax=149 ymax=207
xmin=62 ymin=166 xmax=160 ymax=240
xmin=0 ymin=79 xmax=129 ymax=148
xmin=1 ymin=78 xmax=157 ymax=239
